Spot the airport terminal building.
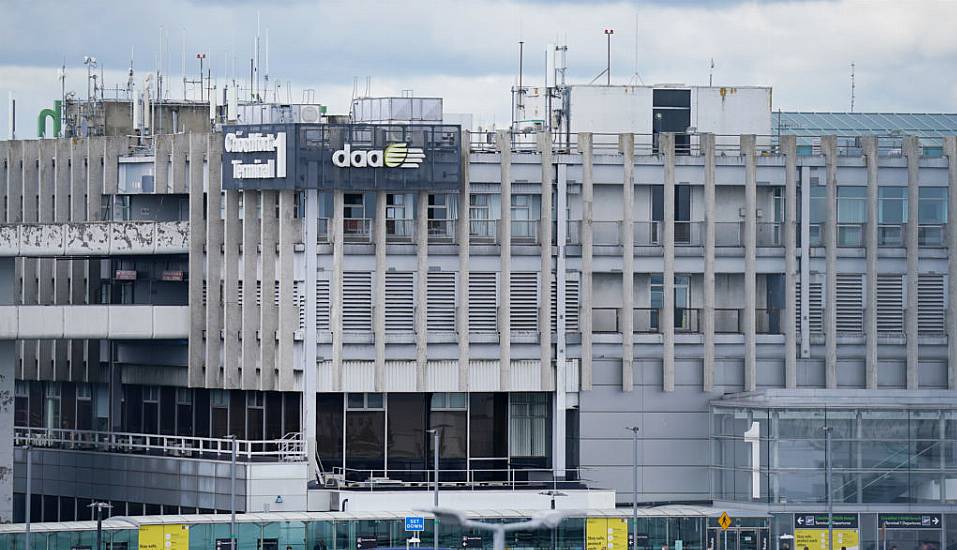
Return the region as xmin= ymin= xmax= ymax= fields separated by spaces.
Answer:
xmin=0 ymin=85 xmax=955 ymax=548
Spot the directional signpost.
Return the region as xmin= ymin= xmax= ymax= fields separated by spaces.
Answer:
xmin=406 ymin=516 xmax=426 ymax=532
xmin=794 ymin=513 xmax=860 ymax=550
xmin=878 ymin=514 xmax=942 ymax=529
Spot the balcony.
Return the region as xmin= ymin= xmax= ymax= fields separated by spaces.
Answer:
xmin=593 ymin=221 xmax=623 ymax=246
xmin=715 ymin=308 xmax=742 ymax=333
xmin=634 ymin=221 xmax=659 ymax=246
xmin=386 ymin=218 xmax=415 ymax=243
xmin=837 ymin=223 xmax=866 ymax=247
xmin=756 ymin=222 xmax=784 ymax=246
xmin=715 ymin=222 xmax=743 ymax=247
xmin=511 ymin=220 xmax=539 ymax=244
xmin=878 ymin=223 xmax=904 ymax=246
xmin=428 ymin=219 xmax=456 ymax=243
xmin=469 ymin=219 xmax=497 ymax=244
xmin=918 ymin=224 xmax=946 ymax=247
xmin=634 ymin=307 xmax=700 ymax=333
xmin=592 ymin=307 xmax=622 ymax=333
xmin=343 ymin=218 xmax=373 ymax=243
xmin=755 ymin=308 xmax=784 ymax=334
xmin=674 ymin=221 xmax=703 ymax=246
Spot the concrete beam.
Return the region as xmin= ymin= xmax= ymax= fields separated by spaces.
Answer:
xmin=0 ymin=305 xmax=189 ymax=339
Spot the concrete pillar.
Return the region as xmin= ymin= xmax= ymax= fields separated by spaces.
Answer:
xmin=496 ymin=130 xmax=511 ymax=391
xmin=782 ymin=135 xmax=798 ymax=389
xmin=0 ymin=141 xmax=8 ymax=223
xmin=6 ymin=141 xmax=22 ymax=224
xmin=457 ymin=132 xmax=471 ymax=392
xmin=0 ymin=257 xmax=14 ymax=522
xmin=53 ymin=139 xmax=70 ymax=381
xmin=331 ymin=190 xmax=345 ymax=391
xmin=904 ymin=136 xmax=920 ymax=389
xmin=260 ymin=190 xmax=279 ymax=392
xmin=799 ymin=166 xmax=811 ymax=359
xmin=553 ymin=159 xmax=568 ymax=479
xmin=742 ymin=135 xmax=757 ymax=392
xmin=702 ymin=133 xmax=717 ymax=391
xmin=241 ymin=191 xmax=260 ymax=390
xmin=188 ymin=133 xmax=207 ymax=387
xmin=863 ymin=136 xmax=879 ymax=389
xmin=579 ymin=133 xmax=594 ymax=391
xmin=374 ymin=191 xmax=387 ymax=391
xmin=38 ymin=140 xmax=54 ymax=380
xmin=620 ymin=133 xmax=635 ymax=392
xmin=416 ymin=190 xmax=429 ymax=390
xmin=86 ymin=137 xmax=105 ymax=382
xmin=69 ymin=138 xmax=87 ymax=380
xmin=205 ymin=136 xmax=225 ymax=388
xmin=662 ymin=133 xmax=676 ymax=392
xmin=946 ymin=136 xmax=957 ymax=390
xmin=21 ymin=140 xmax=38 ymax=381
xmin=154 ymin=134 xmax=171 ymax=194
xmin=303 ymin=189 xmax=320 ymax=477
xmin=277 ymin=191 xmax=297 ymax=391
xmin=223 ymin=189 xmax=242 ymax=389
xmin=171 ymin=133 xmax=189 ymax=193
xmin=822 ymin=136 xmax=838 ymax=389
xmin=539 ymin=131 xmax=554 ymax=391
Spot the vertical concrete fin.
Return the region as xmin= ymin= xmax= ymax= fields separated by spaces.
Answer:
xmin=742 ymin=135 xmax=757 ymax=392
xmin=619 ymin=133 xmax=635 ymax=392
xmin=241 ymin=190 xmax=260 ymax=390
xmin=331 ymin=190 xmax=345 ymax=391
xmin=823 ymin=135 xmax=839 ymax=389
xmin=539 ymin=131 xmax=555 ymax=391
xmin=702 ymin=133 xmax=717 ymax=392
xmin=187 ymin=133 xmax=207 ymax=387
xmin=863 ymin=136 xmax=879 ymax=389
xmin=373 ymin=190 xmax=387 ymax=391
xmin=205 ymin=135 xmax=225 ymax=388
xmin=782 ymin=135 xmax=798 ymax=389
xmin=662 ymin=132 xmax=676 ymax=392
xmin=579 ymin=132 xmax=594 ymax=391
xmin=153 ymin=133 xmax=171 ymax=194
xmin=277 ymin=190 xmax=296 ymax=391
xmin=259 ymin=190 xmax=278 ymax=392
xmin=457 ymin=131 xmax=471 ymax=391
xmin=496 ymin=130 xmax=511 ymax=391
xmin=946 ymin=136 xmax=957 ymax=390
xmin=416 ymin=190 xmax=428 ymax=391
xmin=223 ymin=189 xmax=242 ymax=389
xmin=904 ymin=136 xmax=920 ymax=390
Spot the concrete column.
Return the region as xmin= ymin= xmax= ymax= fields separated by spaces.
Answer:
xmin=374 ymin=191 xmax=387 ymax=391
xmin=302 ymin=189 xmax=320 ymax=477
xmin=553 ymin=160 xmax=568 ymax=479
xmin=260 ymin=190 xmax=279 ymax=392
xmin=863 ymin=137 xmax=879 ymax=389
xmin=86 ymin=138 xmax=105 ymax=382
xmin=205 ymin=136 xmax=225 ymax=388
xmin=662 ymin=133 xmax=676 ymax=392
xmin=69 ymin=138 xmax=87 ymax=380
xmin=187 ymin=133 xmax=207 ymax=387
xmin=331 ymin=190 xmax=345 ymax=391
xmin=823 ymin=136 xmax=838 ymax=389
xmin=170 ymin=133 xmax=189 ymax=193
xmin=619 ymin=134 xmax=635 ymax=391
xmin=223 ymin=189 xmax=242 ymax=389
xmin=21 ymin=141 xmax=38 ymax=380
xmin=241 ymin=191 xmax=260 ymax=390
xmin=579 ymin=133 xmax=594 ymax=391
xmin=782 ymin=135 xmax=798 ymax=388
xmin=742 ymin=135 xmax=757 ymax=392
xmin=277 ymin=191 xmax=296 ymax=391
xmin=457 ymin=132 xmax=471 ymax=392
xmin=416 ymin=190 xmax=429 ymax=390
xmin=154 ymin=134 xmax=171 ymax=194
xmin=6 ymin=141 xmax=22 ymax=224
xmin=702 ymin=133 xmax=717 ymax=391
xmin=496 ymin=130 xmax=511 ymax=391
xmin=799 ymin=166 xmax=811 ymax=359
xmin=946 ymin=136 xmax=957 ymax=390
xmin=53 ymin=139 xmax=70 ymax=380
xmin=904 ymin=136 xmax=920 ymax=389
xmin=103 ymin=137 xmax=124 ymax=196
xmin=539 ymin=132 xmax=554 ymax=391
xmin=0 ymin=141 xmax=8 ymax=223
xmin=0 ymin=257 xmax=14 ymax=522
xmin=38 ymin=140 xmax=54 ymax=380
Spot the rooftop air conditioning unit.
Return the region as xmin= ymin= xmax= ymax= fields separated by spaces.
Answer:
xmin=296 ymin=104 xmax=323 ymax=124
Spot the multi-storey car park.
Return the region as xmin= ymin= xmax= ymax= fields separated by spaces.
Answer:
xmin=0 ymin=83 xmax=955 ymax=549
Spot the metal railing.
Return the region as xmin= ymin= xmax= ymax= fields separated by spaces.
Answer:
xmin=715 ymin=222 xmax=743 ymax=247
xmin=918 ymin=224 xmax=946 ymax=247
xmin=837 ymin=223 xmax=866 ymax=247
xmin=592 ymin=221 xmax=623 ymax=246
xmin=328 ymin=465 xmax=590 ymax=491
xmin=634 ymin=221 xmax=660 ymax=246
xmin=428 ymin=219 xmax=456 ymax=243
xmin=633 ymin=307 xmax=700 ymax=333
xmin=808 ymin=223 xmax=824 ymax=247
xmin=343 ymin=218 xmax=373 ymax=243
xmin=469 ymin=219 xmax=497 ymax=243
xmin=592 ymin=307 xmax=621 ymax=333
xmin=756 ymin=222 xmax=784 ymax=246
xmin=385 ymin=219 xmax=415 ymax=243
xmin=715 ymin=308 xmax=742 ymax=333
xmin=755 ymin=308 xmax=784 ymax=334
xmin=14 ymin=426 xmax=306 ymax=462
xmin=511 ymin=220 xmax=540 ymax=244
xmin=878 ymin=223 xmax=904 ymax=246
xmin=674 ymin=221 xmax=703 ymax=246
xmin=317 ymin=217 xmax=330 ymax=243
xmin=633 ymin=308 xmax=659 ymax=333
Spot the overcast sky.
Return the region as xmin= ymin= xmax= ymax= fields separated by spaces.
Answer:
xmin=2 ymin=0 xmax=956 ymax=138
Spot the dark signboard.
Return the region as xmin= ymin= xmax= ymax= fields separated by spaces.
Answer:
xmin=794 ymin=514 xmax=859 ymax=529
xmin=462 ymin=536 xmax=483 ymax=548
xmin=878 ymin=514 xmax=942 ymax=529
xmin=215 ymin=540 xmax=236 ymax=550
xmin=221 ymin=123 xmax=461 ymax=191
xmin=357 ymin=536 xmax=379 ymax=549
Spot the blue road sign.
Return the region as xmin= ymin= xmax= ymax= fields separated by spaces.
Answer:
xmin=405 ymin=516 xmax=425 ymax=532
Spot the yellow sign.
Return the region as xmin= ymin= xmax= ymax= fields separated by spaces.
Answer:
xmin=718 ymin=512 xmax=732 ymax=530
xmin=139 ymin=524 xmax=190 ymax=550
xmin=794 ymin=529 xmax=859 ymax=550
xmin=586 ymin=517 xmax=629 ymax=550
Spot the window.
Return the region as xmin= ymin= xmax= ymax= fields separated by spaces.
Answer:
xmin=431 ymin=393 xmax=467 ymax=410
xmin=650 ymin=274 xmax=691 ymax=330
xmin=343 ymin=193 xmax=365 ymax=219
xmin=879 ymin=186 xmax=907 ymax=246
xmin=919 ymin=187 xmax=947 ymax=246
xmin=837 ymin=186 xmax=866 ymax=246
xmin=347 ymin=393 xmax=384 ymax=410
xmin=510 ymin=393 xmax=548 ymax=457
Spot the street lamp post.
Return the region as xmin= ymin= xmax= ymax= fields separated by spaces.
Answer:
xmin=229 ymin=434 xmax=238 ymax=548
xmin=823 ymin=425 xmax=834 ymax=550
xmin=88 ymin=502 xmax=112 ymax=550
xmin=603 ymin=29 xmax=614 ymax=85
xmin=426 ymin=429 xmax=440 ymax=550
xmin=24 ymin=445 xmax=32 ymax=550
xmin=626 ymin=427 xmax=640 ymax=550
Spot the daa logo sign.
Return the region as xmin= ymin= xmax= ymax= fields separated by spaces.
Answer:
xmin=332 ymin=143 xmax=425 ymax=169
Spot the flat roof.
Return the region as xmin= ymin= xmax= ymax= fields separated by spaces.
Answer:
xmin=777 ymin=111 xmax=957 ymax=137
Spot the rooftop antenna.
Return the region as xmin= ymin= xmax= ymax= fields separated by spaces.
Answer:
xmin=181 ymin=27 xmax=187 ymax=100
xmin=630 ymin=11 xmax=643 ymax=85
xmin=255 ymin=11 xmax=261 ymax=100
xmin=850 ymin=62 xmax=856 ymax=112
xmin=517 ymin=40 xmax=525 ymax=113
xmin=604 ymin=28 xmax=614 ymax=85
xmin=709 ymin=58 xmax=715 ymax=87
